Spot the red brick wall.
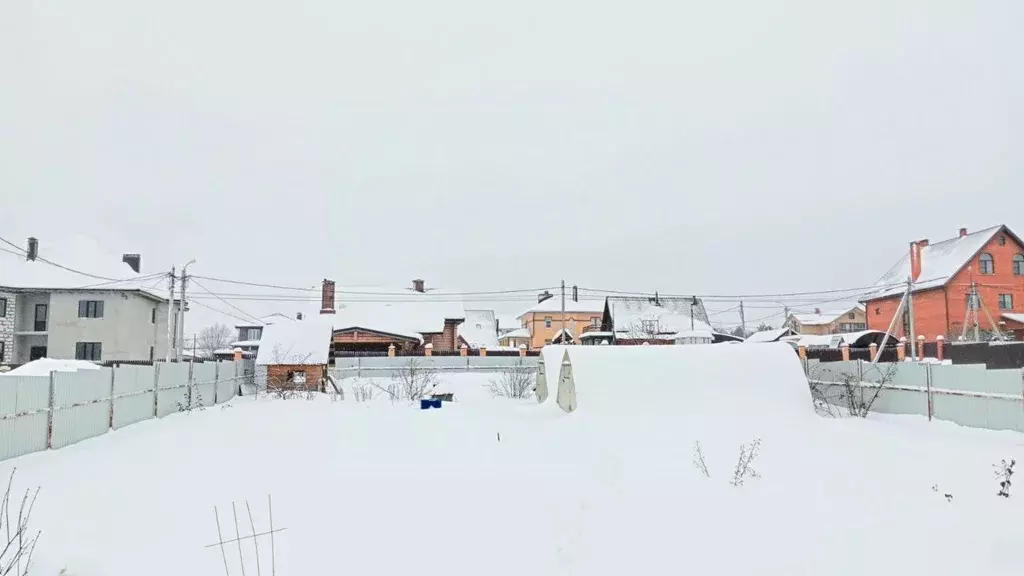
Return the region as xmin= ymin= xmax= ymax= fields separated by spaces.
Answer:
xmin=865 ymin=289 xmax=948 ymax=339
xmin=945 ymin=231 xmax=1024 ymax=335
xmin=866 ymin=230 xmax=1024 ymax=339
xmin=266 ymin=364 xmax=325 ymax=390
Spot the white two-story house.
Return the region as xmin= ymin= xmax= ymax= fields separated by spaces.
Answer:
xmin=0 ymin=236 xmax=177 ymax=365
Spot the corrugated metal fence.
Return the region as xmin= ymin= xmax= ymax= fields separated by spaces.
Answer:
xmin=0 ymin=360 xmax=252 ymax=462
xmin=327 ymin=355 xmax=541 ymax=381
xmin=806 ymin=359 xmax=1024 ymax=432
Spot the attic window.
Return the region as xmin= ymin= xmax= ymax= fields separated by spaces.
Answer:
xmin=847 ymin=312 xmax=855 ymax=319
xmin=875 ymin=308 xmax=881 ymax=315
xmin=980 ymin=253 xmax=995 ymax=275
xmin=999 ymin=236 xmax=1007 ymax=246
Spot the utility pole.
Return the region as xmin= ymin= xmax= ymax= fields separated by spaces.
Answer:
xmin=739 ymin=300 xmax=747 ymax=336
xmin=176 ymin=259 xmax=196 ymax=361
xmin=690 ymin=297 xmax=696 ymax=331
xmin=560 ymin=279 xmax=566 ymax=345
xmin=783 ymin=305 xmax=790 ymax=329
xmin=165 ymin=267 xmax=176 ymax=362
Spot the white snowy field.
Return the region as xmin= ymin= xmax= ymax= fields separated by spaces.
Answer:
xmin=7 ymin=347 xmax=1024 ymax=575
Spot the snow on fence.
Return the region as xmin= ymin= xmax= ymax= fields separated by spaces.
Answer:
xmin=326 ymin=355 xmax=541 ymax=381
xmin=0 ymin=360 xmax=250 ymax=462
xmin=806 ymin=359 xmax=1024 ymax=432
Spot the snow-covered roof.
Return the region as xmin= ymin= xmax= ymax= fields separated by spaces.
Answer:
xmin=255 ymin=321 xmax=333 ymax=365
xmin=460 ymin=309 xmax=499 ymax=349
xmin=790 ymin=305 xmax=861 ymax=326
xmin=744 ymin=327 xmax=796 ymax=343
xmin=796 ymin=330 xmax=884 ymax=348
xmin=607 ymin=298 xmax=715 ymax=335
xmin=550 ymin=328 xmax=575 ymax=342
xmin=0 ymin=235 xmax=163 ymax=299
xmin=517 ymin=298 xmax=604 ymax=319
xmin=330 ymin=297 xmax=466 ymax=342
xmin=674 ymin=330 xmax=713 ymax=340
xmin=865 ymin=225 xmax=1013 ymax=300
xmin=229 ymin=340 xmax=262 ymax=348
xmin=500 ymin=327 xmax=531 ymax=340
xmin=1 ymin=358 xmax=101 ymax=376
xmin=1002 ymin=313 xmax=1024 ymax=324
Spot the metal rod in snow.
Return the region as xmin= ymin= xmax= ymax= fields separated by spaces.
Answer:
xmin=246 ymin=501 xmax=262 ymax=576
xmin=907 ymin=275 xmax=917 ymax=361
xmin=214 ymin=506 xmax=231 ymax=576
xmin=268 ymin=495 xmax=277 ymax=576
xmin=232 ymin=502 xmax=247 ymax=576
xmin=872 ymin=287 xmax=910 ymax=365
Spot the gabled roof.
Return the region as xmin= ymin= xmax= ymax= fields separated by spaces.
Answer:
xmin=790 ymin=304 xmax=862 ymax=327
xmin=0 ymin=234 xmax=164 ymax=299
xmin=744 ymin=327 xmax=797 ymax=343
xmin=500 ymin=327 xmax=530 ymax=340
xmin=255 ymin=321 xmax=333 ymax=365
xmin=517 ymin=298 xmax=604 ymax=319
xmin=330 ymin=297 xmax=465 ymax=342
xmin=605 ymin=296 xmax=714 ymax=335
xmin=864 ymin=225 xmax=1021 ymax=300
xmin=460 ymin=309 xmax=499 ymax=349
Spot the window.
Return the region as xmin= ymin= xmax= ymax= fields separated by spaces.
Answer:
xmin=999 ymin=235 xmax=1007 ymax=246
xmin=34 ymin=304 xmax=47 ymax=332
xmin=1015 ymin=254 xmax=1024 ymax=276
xmin=875 ymin=308 xmax=881 ymax=315
xmin=839 ymin=322 xmax=867 ymax=332
xmin=0 ymin=297 xmax=6 ymax=318
xmin=75 ymin=342 xmax=102 ymax=361
xmin=151 ymin=308 xmax=156 ymax=324
xmin=544 ymin=316 xmax=552 ymax=328
xmin=78 ymin=300 xmax=104 ymax=318
xmin=246 ymin=327 xmax=262 ymax=341
xmin=999 ymin=294 xmax=1013 ymax=310
xmin=847 ymin=312 xmax=855 ymax=319
xmin=0 ymin=341 xmax=4 ymax=362
xmin=979 ymin=253 xmax=995 ymax=275
xmin=590 ymin=316 xmax=601 ymax=327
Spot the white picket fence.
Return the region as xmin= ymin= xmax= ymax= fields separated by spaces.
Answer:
xmin=0 ymin=361 xmax=249 ymax=462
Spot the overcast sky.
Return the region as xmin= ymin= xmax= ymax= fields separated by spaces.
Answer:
xmin=2 ymin=0 xmax=1022 ymax=331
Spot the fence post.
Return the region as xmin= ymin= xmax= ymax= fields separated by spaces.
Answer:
xmin=925 ymin=363 xmax=933 ymax=421
xmin=46 ymin=370 xmax=56 ymax=450
xmin=868 ymin=343 xmax=878 ymax=362
xmin=897 ymin=338 xmax=907 ymax=361
xmin=152 ymin=363 xmax=161 ymax=418
xmin=108 ymin=366 xmax=116 ymax=429
xmin=936 ymin=335 xmax=945 ymax=362
xmin=917 ymin=335 xmax=926 ymax=361
xmin=840 ymin=342 xmax=850 ymax=362
xmin=213 ymin=362 xmax=220 ymax=405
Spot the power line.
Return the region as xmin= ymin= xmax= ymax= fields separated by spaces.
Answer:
xmin=0 ymin=234 xmax=148 ymax=283
xmin=189 ymin=275 xmax=559 ymax=297
xmin=576 ymin=278 xmax=944 ymax=302
xmin=189 ymin=278 xmax=265 ymax=325
xmin=189 ymin=299 xmax=261 ymax=326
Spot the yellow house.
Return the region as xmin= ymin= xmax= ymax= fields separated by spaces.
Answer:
xmin=516 ymin=298 xmax=604 ymax=349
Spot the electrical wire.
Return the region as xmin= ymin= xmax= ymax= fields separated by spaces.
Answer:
xmin=188 ymin=299 xmax=260 ymax=326
xmin=0 ymin=234 xmax=153 ymax=283
xmin=188 ymin=278 xmax=265 ymax=324
xmin=189 ymin=274 xmax=559 ymax=297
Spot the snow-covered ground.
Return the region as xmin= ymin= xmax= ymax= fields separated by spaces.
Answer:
xmin=7 ymin=345 xmax=1024 ymax=575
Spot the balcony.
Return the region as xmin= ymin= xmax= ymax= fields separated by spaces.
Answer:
xmin=581 ymin=324 xmax=606 ymax=334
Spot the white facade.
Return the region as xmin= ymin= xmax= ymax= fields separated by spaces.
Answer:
xmin=0 ymin=289 xmax=175 ymax=365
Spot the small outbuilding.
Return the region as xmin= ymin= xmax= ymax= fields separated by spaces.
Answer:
xmin=255 ymin=321 xmax=334 ymax=391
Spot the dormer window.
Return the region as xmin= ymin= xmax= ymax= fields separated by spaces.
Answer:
xmin=979 ymin=253 xmax=995 ymax=275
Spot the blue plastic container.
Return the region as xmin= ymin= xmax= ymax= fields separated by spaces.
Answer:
xmin=419 ymin=399 xmax=432 ymax=410
xmin=431 ymin=398 xmax=443 ymax=409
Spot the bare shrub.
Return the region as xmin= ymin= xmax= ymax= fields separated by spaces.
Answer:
xmin=995 ymin=459 xmax=1016 ymax=498
xmin=806 ymin=361 xmax=897 ymax=418
xmin=730 ymin=439 xmax=762 ymax=487
xmin=391 ymin=359 xmax=440 ymax=402
xmin=1 ymin=469 xmax=40 ymax=576
xmin=489 ymin=360 xmax=535 ymax=399
xmin=692 ymin=441 xmax=710 ymax=478
xmin=352 ymin=384 xmax=374 ymax=402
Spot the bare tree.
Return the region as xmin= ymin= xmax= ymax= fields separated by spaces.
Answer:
xmin=198 ymin=323 xmax=235 ymax=359
xmin=489 ymin=360 xmax=535 ymax=399
xmin=692 ymin=441 xmax=710 ymax=478
xmin=626 ymin=318 xmax=664 ymax=341
xmin=1 ymin=469 xmax=40 ymax=576
xmin=755 ymin=321 xmax=774 ymax=332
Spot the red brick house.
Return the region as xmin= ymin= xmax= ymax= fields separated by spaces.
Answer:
xmin=863 ymin=225 xmax=1024 ymax=341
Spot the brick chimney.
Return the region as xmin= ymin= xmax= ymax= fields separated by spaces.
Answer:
xmin=959 ymin=227 xmax=968 ymax=238
xmin=122 ymin=253 xmax=142 ymax=273
xmin=320 ymin=279 xmax=336 ymax=314
xmin=917 ymin=239 xmax=929 ymax=248
xmin=538 ymin=291 xmax=553 ymax=304
xmin=26 ymin=237 xmax=38 ymax=261
xmin=412 ymin=279 xmax=425 ymax=293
